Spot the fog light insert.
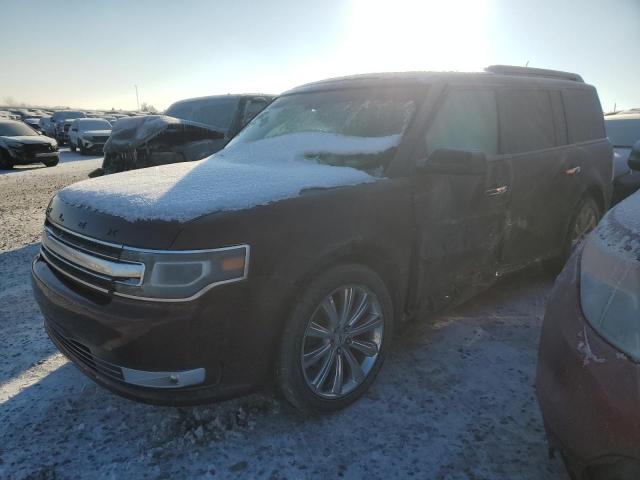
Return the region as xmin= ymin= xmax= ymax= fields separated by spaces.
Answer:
xmin=121 ymin=367 xmax=206 ymax=388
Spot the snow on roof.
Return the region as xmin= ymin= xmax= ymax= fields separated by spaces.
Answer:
xmin=58 ymin=132 xmax=400 ymax=223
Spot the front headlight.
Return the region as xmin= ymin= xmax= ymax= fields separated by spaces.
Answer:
xmin=115 ymin=245 xmax=249 ymax=301
xmin=580 ymin=212 xmax=640 ymax=360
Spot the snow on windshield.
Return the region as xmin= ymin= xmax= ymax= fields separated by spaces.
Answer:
xmin=58 ymin=131 xmax=401 ymax=223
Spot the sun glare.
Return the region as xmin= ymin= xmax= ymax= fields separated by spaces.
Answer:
xmin=346 ymin=0 xmax=491 ymax=74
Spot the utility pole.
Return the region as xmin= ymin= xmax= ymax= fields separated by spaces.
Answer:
xmin=134 ymin=85 xmax=140 ymax=111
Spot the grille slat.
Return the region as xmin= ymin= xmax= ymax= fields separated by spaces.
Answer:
xmin=47 ymin=324 xmax=124 ymax=382
xmin=40 ymin=224 xmax=144 ymax=294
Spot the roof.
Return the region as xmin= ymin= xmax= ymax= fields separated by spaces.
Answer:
xmin=285 ymin=65 xmax=591 ymax=95
xmin=168 ymin=94 xmax=276 ymax=107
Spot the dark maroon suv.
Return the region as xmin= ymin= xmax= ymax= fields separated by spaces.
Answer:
xmin=33 ymin=66 xmax=612 ymax=413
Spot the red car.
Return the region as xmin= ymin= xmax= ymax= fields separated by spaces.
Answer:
xmin=537 ymin=189 xmax=640 ymax=479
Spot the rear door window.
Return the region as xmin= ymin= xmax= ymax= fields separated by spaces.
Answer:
xmin=563 ymin=88 xmax=605 ymax=143
xmin=426 ymin=89 xmax=498 ymax=155
xmin=499 ymin=89 xmax=556 ymax=154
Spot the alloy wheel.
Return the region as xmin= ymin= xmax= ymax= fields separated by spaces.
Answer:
xmin=571 ymin=203 xmax=598 ymax=248
xmin=301 ymin=284 xmax=384 ymax=399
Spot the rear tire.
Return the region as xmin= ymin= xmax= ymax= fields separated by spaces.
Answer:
xmin=543 ymin=195 xmax=601 ymax=275
xmin=277 ymin=264 xmax=393 ymax=414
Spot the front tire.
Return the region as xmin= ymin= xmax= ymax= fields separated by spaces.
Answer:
xmin=277 ymin=264 xmax=393 ymax=414
xmin=79 ymin=141 xmax=88 ymax=155
xmin=0 ymin=150 xmax=13 ymax=170
xmin=43 ymin=158 xmax=59 ymax=167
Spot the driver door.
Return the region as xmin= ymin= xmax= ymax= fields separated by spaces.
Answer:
xmin=411 ymin=86 xmax=512 ymax=314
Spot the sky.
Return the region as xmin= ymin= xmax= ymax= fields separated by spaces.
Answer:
xmin=0 ymin=0 xmax=638 ymax=112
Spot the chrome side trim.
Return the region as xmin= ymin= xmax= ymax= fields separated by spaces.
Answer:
xmin=43 ymin=228 xmax=144 ymax=285
xmin=121 ymin=367 xmax=205 ymax=388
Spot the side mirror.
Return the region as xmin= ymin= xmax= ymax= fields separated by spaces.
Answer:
xmin=628 ymin=140 xmax=640 ymax=171
xmin=417 ymin=148 xmax=487 ymax=175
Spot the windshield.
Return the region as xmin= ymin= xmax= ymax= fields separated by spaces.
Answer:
xmin=227 ymin=89 xmax=417 ymax=174
xmin=605 ymin=118 xmax=640 ymax=147
xmin=166 ymin=97 xmax=240 ymax=132
xmin=79 ymin=119 xmax=112 ymax=131
xmin=0 ymin=122 xmax=38 ymax=136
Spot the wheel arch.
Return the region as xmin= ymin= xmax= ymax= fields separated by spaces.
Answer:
xmin=263 ymin=241 xmax=408 ymax=378
xmin=583 ymin=184 xmax=606 ymax=215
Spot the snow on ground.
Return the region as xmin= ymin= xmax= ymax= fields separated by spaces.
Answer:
xmin=0 ymin=159 xmax=569 ymax=479
xmin=0 ymin=148 xmax=102 ymax=251
xmin=58 ymin=133 xmax=395 ymax=223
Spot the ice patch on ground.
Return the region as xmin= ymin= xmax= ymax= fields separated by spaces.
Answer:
xmin=58 ymin=132 xmax=400 ymax=223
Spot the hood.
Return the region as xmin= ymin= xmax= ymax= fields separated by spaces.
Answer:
xmin=103 ymin=115 xmax=224 ymax=153
xmin=1 ymin=135 xmax=55 ymax=146
xmin=613 ymin=147 xmax=632 ymax=179
xmin=82 ymin=129 xmax=112 ymax=136
xmin=57 ymin=132 xmax=400 ymax=224
xmin=592 ymin=190 xmax=640 ymax=261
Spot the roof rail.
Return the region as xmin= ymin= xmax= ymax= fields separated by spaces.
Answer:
xmin=485 ymin=65 xmax=584 ymax=83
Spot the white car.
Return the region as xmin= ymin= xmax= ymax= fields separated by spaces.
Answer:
xmin=39 ymin=116 xmax=54 ymax=136
xmin=68 ymin=118 xmax=112 ymax=155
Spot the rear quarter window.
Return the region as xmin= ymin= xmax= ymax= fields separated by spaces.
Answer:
xmin=563 ymin=88 xmax=605 ymax=143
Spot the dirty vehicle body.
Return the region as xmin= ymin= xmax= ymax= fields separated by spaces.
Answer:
xmin=0 ymin=119 xmax=59 ymax=169
xmin=537 ymin=188 xmax=640 ymax=479
xmin=605 ymin=112 xmax=640 ymax=203
xmin=100 ymin=94 xmax=274 ymax=174
xmin=32 ymin=66 xmax=612 ymax=412
xmin=68 ymin=118 xmax=112 ymax=154
xmin=51 ymin=110 xmax=87 ymax=145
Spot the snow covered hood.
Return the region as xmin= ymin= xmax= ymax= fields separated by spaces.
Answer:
xmin=58 ymin=132 xmax=400 ymax=223
xmin=591 ymin=190 xmax=640 ymax=260
xmin=103 ymin=115 xmax=224 ymax=153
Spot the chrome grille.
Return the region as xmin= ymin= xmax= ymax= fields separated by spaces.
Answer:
xmin=40 ymin=224 xmax=144 ymax=293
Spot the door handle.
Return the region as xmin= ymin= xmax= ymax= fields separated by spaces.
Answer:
xmin=565 ymin=166 xmax=581 ymax=175
xmin=485 ymin=185 xmax=508 ymax=197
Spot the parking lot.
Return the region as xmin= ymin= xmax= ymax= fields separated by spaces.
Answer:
xmin=0 ymin=149 xmax=567 ymax=479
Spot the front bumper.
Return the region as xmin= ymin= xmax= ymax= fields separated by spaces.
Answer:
xmin=536 ymin=252 xmax=640 ymax=475
xmin=8 ymin=149 xmax=59 ymax=165
xmin=31 ymin=253 xmax=259 ymax=405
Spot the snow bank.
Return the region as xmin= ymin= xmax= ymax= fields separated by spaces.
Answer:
xmin=58 ymin=132 xmax=400 ymax=223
